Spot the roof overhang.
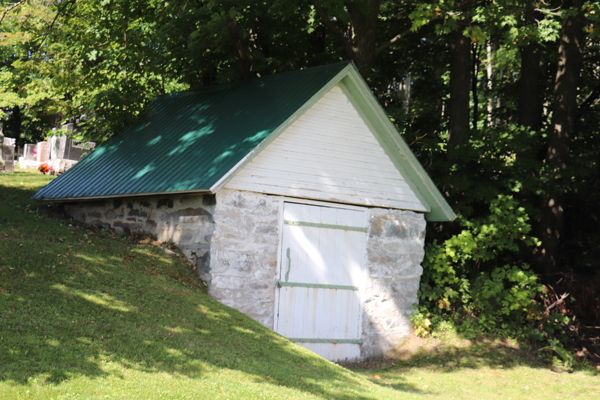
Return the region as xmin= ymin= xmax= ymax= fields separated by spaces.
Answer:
xmin=34 ymin=189 xmax=212 ymax=203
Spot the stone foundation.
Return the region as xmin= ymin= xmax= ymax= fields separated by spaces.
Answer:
xmin=64 ymin=193 xmax=216 ymax=276
xmin=361 ymin=209 xmax=426 ymax=359
xmin=208 ymin=189 xmax=281 ymax=329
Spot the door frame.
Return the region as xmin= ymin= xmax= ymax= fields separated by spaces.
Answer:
xmin=272 ymin=197 xmax=368 ymax=347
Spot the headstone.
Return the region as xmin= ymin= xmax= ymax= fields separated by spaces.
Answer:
xmin=3 ymin=142 xmax=14 ymax=173
xmin=49 ymin=136 xmax=58 ymax=160
xmin=66 ymin=140 xmax=95 ymax=160
xmin=19 ymin=144 xmax=40 ymax=169
xmin=0 ymin=131 xmax=16 ymax=173
xmin=0 ymin=129 xmax=4 ymax=172
xmin=37 ymin=141 xmax=49 ymax=163
xmin=24 ymin=144 xmax=37 ymax=160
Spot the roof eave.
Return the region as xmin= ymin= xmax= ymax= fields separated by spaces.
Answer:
xmin=33 ymin=188 xmax=213 ymax=203
xmin=339 ymin=66 xmax=456 ymax=222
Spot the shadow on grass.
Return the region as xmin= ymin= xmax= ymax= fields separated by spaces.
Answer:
xmin=0 ymin=178 xmax=415 ymax=399
xmin=348 ymin=333 xmax=599 ymax=394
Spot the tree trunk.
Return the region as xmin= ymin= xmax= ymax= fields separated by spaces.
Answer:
xmin=471 ymin=43 xmax=479 ymax=130
xmin=535 ymin=2 xmax=586 ymax=275
xmin=486 ymin=40 xmax=493 ymax=126
xmin=228 ymin=14 xmax=250 ymax=80
xmin=312 ymin=0 xmax=381 ymax=76
xmin=517 ymin=43 xmax=542 ymax=130
xmin=447 ymin=28 xmax=471 ymax=160
xmin=348 ymin=0 xmax=380 ymax=74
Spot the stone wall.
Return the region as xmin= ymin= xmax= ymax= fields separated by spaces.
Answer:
xmin=63 ymin=188 xmax=427 ymax=360
xmin=361 ymin=208 xmax=426 ymax=359
xmin=64 ymin=193 xmax=216 ymax=275
xmin=208 ymin=188 xmax=281 ymax=329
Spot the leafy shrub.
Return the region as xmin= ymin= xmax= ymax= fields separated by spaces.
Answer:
xmin=414 ymin=195 xmax=546 ymax=339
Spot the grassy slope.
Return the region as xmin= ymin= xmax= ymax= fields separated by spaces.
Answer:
xmin=1 ymin=170 xmax=598 ymax=400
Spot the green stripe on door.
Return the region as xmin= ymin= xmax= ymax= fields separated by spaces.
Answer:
xmin=277 ymin=280 xmax=359 ymax=291
xmin=289 ymin=338 xmax=363 ymax=344
xmin=284 ymin=220 xmax=368 ymax=232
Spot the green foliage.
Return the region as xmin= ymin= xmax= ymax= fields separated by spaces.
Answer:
xmin=417 ymin=195 xmax=544 ymax=337
xmin=539 ymin=339 xmax=575 ymax=370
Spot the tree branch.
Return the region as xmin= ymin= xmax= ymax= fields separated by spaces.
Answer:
xmin=0 ymin=0 xmax=26 ymax=25
xmin=35 ymin=0 xmax=78 ymax=52
xmin=310 ymin=1 xmax=354 ymax=59
xmin=372 ymin=27 xmax=412 ymax=58
xmin=578 ymin=86 xmax=600 ymax=117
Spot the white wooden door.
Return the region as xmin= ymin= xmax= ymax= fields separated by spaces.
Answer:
xmin=275 ymin=202 xmax=367 ymax=361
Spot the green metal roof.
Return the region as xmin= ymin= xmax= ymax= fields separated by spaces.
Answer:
xmin=32 ymin=62 xmax=351 ymax=201
xmin=33 ymin=61 xmax=455 ymax=221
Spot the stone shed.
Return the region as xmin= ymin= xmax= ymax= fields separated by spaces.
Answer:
xmin=33 ymin=62 xmax=455 ymax=362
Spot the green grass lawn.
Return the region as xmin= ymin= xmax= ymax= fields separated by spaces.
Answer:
xmin=1 ymin=169 xmax=598 ymax=399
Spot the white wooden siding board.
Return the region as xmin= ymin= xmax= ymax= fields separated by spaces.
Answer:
xmin=236 ymin=167 xmax=414 ymax=197
xmin=266 ymin=143 xmax=398 ymax=167
xmin=248 ymin=160 xmax=407 ymax=187
xmin=321 ymin=87 xmax=347 ymax=99
xmin=300 ymin=343 xmax=360 ymax=362
xmin=256 ymin=149 xmax=401 ymax=176
xmin=315 ymin=288 xmax=328 ymax=340
xmin=287 ymin=119 xmax=381 ymax=140
xmin=304 ymin=100 xmax=364 ymax=116
xmin=321 ymin=207 xmax=336 ymax=285
xmin=307 ymin=102 xmax=367 ymax=117
xmin=346 ymin=210 xmax=364 ymax=288
xmin=302 ymin=109 xmax=369 ymax=128
xmin=303 ymin=107 xmax=367 ymax=125
xmin=272 ymin=135 xmax=381 ymax=158
xmin=292 ymin=286 xmax=306 ymax=340
xmin=250 ymin=156 xmax=407 ymax=182
xmin=228 ymin=182 xmax=428 ymax=211
xmin=295 ymin=113 xmax=369 ymax=130
xmin=282 ymin=127 xmax=380 ymax=148
xmin=284 ymin=126 xmax=378 ymax=147
xmin=316 ymin=87 xmax=347 ymax=99
xmin=307 ymin=205 xmax=322 ymax=284
xmin=304 ymin=288 xmax=314 ymax=340
xmin=278 ymin=287 xmax=294 ymax=336
xmin=308 ymin=95 xmax=362 ymax=110
xmin=333 ymin=287 xmax=345 ymax=340
xmin=297 ymin=205 xmax=310 ymax=283
xmin=230 ymin=174 xmax=425 ymax=206
xmin=274 ymin=135 xmax=384 ymax=157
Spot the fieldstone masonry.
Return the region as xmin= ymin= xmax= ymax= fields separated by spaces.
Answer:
xmin=208 ymin=189 xmax=281 ymax=329
xmin=361 ymin=209 xmax=426 ymax=358
xmin=64 ymin=188 xmax=427 ymax=360
xmin=64 ymin=193 xmax=216 ymax=275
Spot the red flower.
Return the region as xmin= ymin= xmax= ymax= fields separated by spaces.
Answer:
xmin=38 ymin=163 xmax=50 ymax=174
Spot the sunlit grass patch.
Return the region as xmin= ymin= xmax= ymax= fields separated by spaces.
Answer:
xmin=1 ymin=170 xmax=597 ymax=400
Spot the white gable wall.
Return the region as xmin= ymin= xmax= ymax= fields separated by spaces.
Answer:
xmin=224 ymin=85 xmax=428 ymax=212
